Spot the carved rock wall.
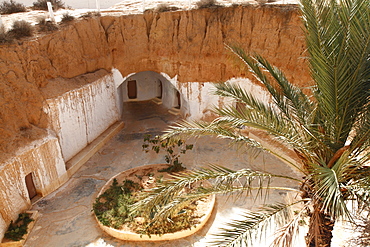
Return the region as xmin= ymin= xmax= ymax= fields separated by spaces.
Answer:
xmin=0 ymin=5 xmax=309 ymax=159
xmin=0 ymin=4 xmax=311 ymax=240
xmin=0 ymin=18 xmax=112 ymax=161
xmin=105 ymin=5 xmax=308 ymax=84
xmin=0 ymin=135 xmax=66 ymax=239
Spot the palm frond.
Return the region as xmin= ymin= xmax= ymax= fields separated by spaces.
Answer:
xmin=342 ymin=158 xmax=370 ymax=211
xmin=253 ymin=54 xmax=315 ymax=125
xmin=273 ymin=202 xmax=310 ymax=247
xmin=302 ymin=0 xmax=370 ymax=149
xmin=349 ymin=104 xmax=370 ymax=156
xmin=163 ymin=120 xmax=307 ymax=173
xmin=212 ymin=82 xmax=299 ymax=138
xmin=209 ymin=202 xmax=305 ymax=247
xmin=225 ymin=45 xmax=315 ymax=127
xmin=308 ymin=157 xmax=352 ymax=220
xmin=131 ymin=165 xmax=301 ymax=222
xmin=163 ymin=119 xmax=264 ymax=148
xmin=150 ymin=184 xmax=300 ymax=226
xmin=218 ymin=50 xmax=334 ymax=167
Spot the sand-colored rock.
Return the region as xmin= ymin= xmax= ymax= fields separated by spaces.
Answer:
xmin=108 ymin=5 xmax=308 ymax=84
xmin=0 ymin=4 xmax=309 ymax=164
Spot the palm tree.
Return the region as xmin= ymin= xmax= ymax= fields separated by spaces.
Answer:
xmin=131 ymin=0 xmax=370 ymax=246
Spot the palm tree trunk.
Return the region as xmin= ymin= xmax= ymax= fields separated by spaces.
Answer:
xmin=307 ymin=205 xmax=335 ymax=247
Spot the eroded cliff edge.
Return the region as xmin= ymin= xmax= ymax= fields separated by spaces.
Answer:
xmin=0 ymin=4 xmax=309 ymax=161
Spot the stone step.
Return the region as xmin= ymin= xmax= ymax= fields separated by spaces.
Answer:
xmin=168 ymin=107 xmax=180 ymax=115
xmin=151 ymin=98 xmax=163 ymax=105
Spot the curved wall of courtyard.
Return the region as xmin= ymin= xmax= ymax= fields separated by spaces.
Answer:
xmin=0 ymin=4 xmax=309 ymax=239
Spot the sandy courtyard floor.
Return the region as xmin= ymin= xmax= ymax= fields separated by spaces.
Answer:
xmin=24 ymin=101 xmax=307 ymax=247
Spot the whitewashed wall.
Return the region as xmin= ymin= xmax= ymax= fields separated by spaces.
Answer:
xmin=176 ymin=77 xmax=271 ymax=120
xmin=119 ymin=71 xmax=180 ymax=109
xmin=119 ymin=71 xmax=270 ymax=121
xmin=45 ymin=72 xmax=120 ymax=161
xmin=0 ymin=135 xmax=66 ymax=240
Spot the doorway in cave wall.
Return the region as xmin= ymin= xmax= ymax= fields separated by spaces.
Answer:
xmin=127 ymin=80 xmax=137 ymax=99
xmin=175 ymin=91 xmax=181 ymax=109
xmin=157 ymin=80 xmax=162 ymax=99
xmin=119 ymin=71 xmax=181 ymax=111
xmin=25 ymin=173 xmax=37 ymax=200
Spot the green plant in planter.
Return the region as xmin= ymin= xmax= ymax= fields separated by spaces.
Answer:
xmin=4 ymin=213 xmax=34 ymax=241
xmin=93 ymin=179 xmax=139 ymax=228
xmin=142 ymin=134 xmax=193 ymax=173
xmin=93 ymin=177 xmax=202 ymax=236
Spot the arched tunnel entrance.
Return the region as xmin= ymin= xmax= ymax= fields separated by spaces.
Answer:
xmin=117 ymin=71 xmax=184 ymax=118
xmin=119 ymin=100 xmax=181 ymax=141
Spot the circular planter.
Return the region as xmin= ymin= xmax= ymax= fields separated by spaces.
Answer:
xmin=94 ymin=164 xmax=216 ymax=241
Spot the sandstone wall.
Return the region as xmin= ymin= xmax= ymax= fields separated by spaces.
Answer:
xmin=0 ymin=18 xmax=112 ymax=162
xmin=105 ymin=5 xmax=308 ymax=84
xmin=0 ymin=5 xmax=309 ymax=160
xmin=0 ymin=69 xmax=123 ymax=241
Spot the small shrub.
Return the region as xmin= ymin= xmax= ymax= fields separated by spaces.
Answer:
xmin=195 ymin=0 xmax=218 ymax=9
xmin=32 ymin=0 xmax=64 ymax=11
xmin=255 ymin=0 xmax=277 ymax=3
xmin=0 ymin=27 xmax=13 ymax=44
xmin=231 ymin=1 xmax=254 ymax=7
xmin=154 ymin=3 xmax=180 ymax=13
xmin=8 ymin=20 xmax=33 ymax=39
xmin=142 ymin=134 xmax=193 ymax=173
xmin=37 ymin=16 xmax=58 ymax=32
xmin=60 ymin=12 xmax=74 ymax=23
xmin=0 ymin=0 xmax=26 ymax=14
xmin=4 ymin=213 xmax=34 ymax=241
xmin=93 ymin=179 xmax=138 ymax=229
xmin=81 ymin=11 xmax=100 ymax=18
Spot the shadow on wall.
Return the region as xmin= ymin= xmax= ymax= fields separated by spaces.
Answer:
xmin=118 ymin=71 xmax=183 ymax=115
